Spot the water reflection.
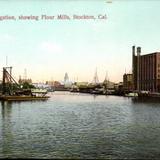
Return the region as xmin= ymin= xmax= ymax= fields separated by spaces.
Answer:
xmin=1 ymin=101 xmax=12 ymax=119
xmin=131 ymin=97 xmax=160 ymax=104
xmin=0 ymin=101 xmax=13 ymax=157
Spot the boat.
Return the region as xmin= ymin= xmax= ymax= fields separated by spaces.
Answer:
xmin=125 ymin=92 xmax=138 ymax=97
xmin=90 ymin=88 xmax=104 ymax=95
xmin=0 ymin=67 xmax=50 ymax=101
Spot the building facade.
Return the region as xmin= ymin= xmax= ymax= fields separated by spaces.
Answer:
xmin=123 ymin=73 xmax=133 ymax=91
xmin=132 ymin=46 xmax=160 ymax=92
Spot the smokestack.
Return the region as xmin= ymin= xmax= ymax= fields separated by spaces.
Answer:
xmin=137 ymin=47 xmax=141 ymax=56
xmin=132 ymin=46 xmax=135 ymax=56
xmin=132 ymin=46 xmax=136 ymax=90
xmin=137 ymin=47 xmax=141 ymax=92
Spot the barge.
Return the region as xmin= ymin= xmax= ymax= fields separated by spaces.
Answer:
xmin=0 ymin=66 xmax=50 ymax=101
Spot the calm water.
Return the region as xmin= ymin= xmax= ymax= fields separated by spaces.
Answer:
xmin=1 ymin=92 xmax=160 ymax=159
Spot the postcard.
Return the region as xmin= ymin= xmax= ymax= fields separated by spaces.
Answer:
xmin=0 ymin=0 xmax=160 ymax=159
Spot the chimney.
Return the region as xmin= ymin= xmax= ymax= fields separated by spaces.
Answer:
xmin=137 ymin=47 xmax=141 ymax=56
xmin=137 ymin=47 xmax=141 ymax=92
xmin=132 ymin=45 xmax=135 ymax=56
xmin=132 ymin=46 xmax=136 ymax=90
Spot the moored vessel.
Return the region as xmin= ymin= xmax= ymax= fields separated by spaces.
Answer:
xmin=0 ymin=67 xmax=50 ymax=101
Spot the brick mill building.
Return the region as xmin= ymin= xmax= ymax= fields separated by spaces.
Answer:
xmin=132 ymin=46 xmax=160 ymax=92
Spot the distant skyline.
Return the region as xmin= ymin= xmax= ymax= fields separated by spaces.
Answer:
xmin=0 ymin=0 xmax=160 ymax=83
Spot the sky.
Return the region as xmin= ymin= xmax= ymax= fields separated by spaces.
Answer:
xmin=0 ymin=0 xmax=160 ymax=83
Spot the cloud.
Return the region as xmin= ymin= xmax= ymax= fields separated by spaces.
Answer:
xmin=40 ymin=41 xmax=63 ymax=53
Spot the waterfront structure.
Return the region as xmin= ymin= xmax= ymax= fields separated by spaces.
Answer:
xmin=64 ymin=72 xmax=69 ymax=83
xmin=103 ymin=71 xmax=109 ymax=87
xmin=75 ymin=82 xmax=89 ymax=87
xmin=92 ymin=68 xmax=99 ymax=84
xmin=132 ymin=46 xmax=160 ymax=92
xmin=19 ymin=76 xmax=32 ymax=84
xmin=18 ymin=68 xmax=32 ymax=84
xmin=32 ymin=82 xmax=50 ymax=89
xmin=19 ymin=69 xmax=32 ymax=84
xmin=0 ymin=67 xmax=49 ymax=101
xmin=46 ymin=81 xmax=54 ymax=86
xmin=123 ymin=73 xmax=133 ymax=91
xmin=53 ymin=81 xmax=62 ymax=87
xmin=103 ymin=71 xmax=115 ymax=90
xmin=53 ymin=81 xmax=65 ymax=90
xmin=63 ymin=72 xmax=72 ymax=88
xmin=114 ymin=82 xmax=123 ymax=89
